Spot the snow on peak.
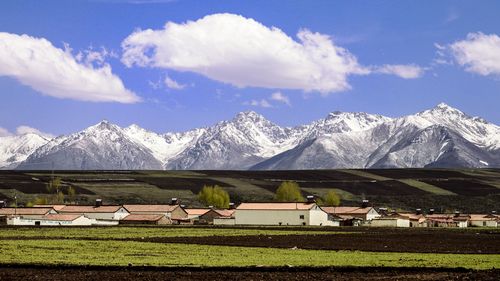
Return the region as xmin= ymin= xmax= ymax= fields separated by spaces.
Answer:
xmin=310 ymin=111 xmax=392 ymax=135
xmin=414 ymin=103 xmax=500 ymax=148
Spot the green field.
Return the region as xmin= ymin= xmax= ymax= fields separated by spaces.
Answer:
xmin=0 ymin=227 xmax=498 ymax=269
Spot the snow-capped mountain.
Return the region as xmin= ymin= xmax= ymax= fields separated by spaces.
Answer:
xmin=0 ymin=133 xmax=50 ymax=169
xmin=17 ymin=121 xmax=163 ymax=170
xmin=9 ymin=103 xmax=500 ymax=170
xmin=256 ymin=103 xmax=500 ymax=170
xmin=165 ymin=111 xmax=300 ymax=169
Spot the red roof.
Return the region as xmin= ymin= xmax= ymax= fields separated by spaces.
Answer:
xmin=322 ymin=206 xmax=373 ymax=215
xmin=236 ymin=203 xmax=316 ymax=210
xmin=215 ymin=209 xmax=235 ymax=217
xmin=123 ymin=204 xmax=180 ymax=213
xmin=0 ymin=208 xmax=54 ymax=215
xmin=59 ymin=205 xmax=123 ymax=213
xmin=33 ymin=205 xmax=66 ymax=211
xmin=185 ymin=208 xmax=211 ymax=216
xmin=122 ymin=214 xmax=166 ymax=222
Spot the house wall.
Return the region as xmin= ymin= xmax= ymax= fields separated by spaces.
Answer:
xmin=7 ymin=216 xmax=95 ymax=226
xmin=371 ymin=218 xmax=409 ymax=227
xmin=235 ymin=209 xmax=311 ymax=226
xmin=213 ymin=218 xmax=236 ymax=225
xmin=366 ymin=208 xmax=381 ymax=221
xmin=470 ymin=220 xmax=498 ymax=227
xmin=170 ymin=206 xmax=188 ymax=219
xmin=308 ymin=207 xmax=339 ymax=226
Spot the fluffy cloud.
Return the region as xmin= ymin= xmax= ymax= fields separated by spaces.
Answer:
xmin=0 ymin=126 xmax=54 ymax=138
xmin=449 ymin=32 xmax=500 ymax=76
xmin=0 ymin=32 xmax=140 ymax=103
xmin=270 ymin=91 xmax=291 ymax=106
xmin=16 ymin=125 xmax=54 ymax=138
xmin=121 ymin=13 xmax=375 ymax=94
xmin=0 ymin=127 xmax=11 ymax=137
xmin=374 ymin=64 xmax=424 ymax=79
xmin=164 ymin=75 xmax=186 ymax=90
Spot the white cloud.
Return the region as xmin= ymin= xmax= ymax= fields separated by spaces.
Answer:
xmin=15 ymin=125 xmax=54 ymax=138
xmin=244 ymin=99 xmax=272 ymax=108
xmin=448 ymin=32 xmax=500 ymax=76
xmin=0 ymin=32 xmax=140 ymax=103
xmin=0 ymin=127 xmax=12 ymax=137
xmin=164 ymin=75 xmax=186 ymax=90
xmin=121 ymin=13 xmax=374 ymax=94
xmin=374 ymin=64 xmax=424 ymax=79
xmin=0 ymin=126 xmax=54 ymax=138
xmin=270 ymin=91 xmax=291 ymax=106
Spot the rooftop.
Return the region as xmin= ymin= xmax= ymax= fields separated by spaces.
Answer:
xmin=0 ymin=208 xmax=54 ymax=215
xmin=59 ymin=205 xmax=123 ymax=213
xmin=236 ymin=202 xmax=316 ymax=210
xmin=123 ymin=204 xmax=180 ymax=213
xmin=321 ymin=206 xmax=373 ymax=214
xmin=121 ymin=214 xmax=166 ymax=222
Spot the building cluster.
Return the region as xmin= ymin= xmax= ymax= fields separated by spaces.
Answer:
xmin=0 ymin=197 xmax=498 ymax=228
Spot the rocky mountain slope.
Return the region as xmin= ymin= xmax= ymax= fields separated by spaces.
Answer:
xmin=8 ymin=103 xmax=500 ymax=170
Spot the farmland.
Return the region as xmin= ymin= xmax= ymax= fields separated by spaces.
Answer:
xmin=0 ymin=226 xmax=499 ymax=280
xmin=1 ymin=169 xmax=500 ymax=212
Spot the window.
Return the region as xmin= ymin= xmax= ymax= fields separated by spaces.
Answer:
xmin=299 ymin=215 xmax=304 ymax=219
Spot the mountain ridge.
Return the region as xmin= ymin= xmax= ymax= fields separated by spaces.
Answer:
xmin=4 ymin=103 xmax=499 ymax=170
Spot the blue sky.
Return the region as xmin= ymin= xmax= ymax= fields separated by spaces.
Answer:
xmin=0 ymin=0 xmax=499 ymax=136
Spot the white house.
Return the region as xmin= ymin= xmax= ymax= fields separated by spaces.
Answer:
xmin=370 ymin=216 xmax=410 ymax=227
xmin=57 ymin=205 xmax=129 ymax=220
xmin=469 ymin=214 xmax=499 ymax=227
xmin=234 ymin=202 xmax=339 ymax=226
xmin=123 ymin=204 xmax=188 ymax=220
xmin=321 ymin=206 xmax=380 ymax=221
xmin=7 ymin=214 xmax=96 ymax=226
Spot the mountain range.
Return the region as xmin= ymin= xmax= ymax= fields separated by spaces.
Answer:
xmin=2 ymin=103 xmax=499 ymax=170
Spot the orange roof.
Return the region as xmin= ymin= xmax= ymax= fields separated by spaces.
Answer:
xmin=59 ymin=205 xmax=123 ymax=213
xmin=469 ymin=214 xmax=499 ymax=221
xmin=185 ymin=208 xmax=211 ymax=216
xmin=322 ymin=206 xmax=373 ymax=215
xmin=122 ymin=214 xmax=166 ymax=221
xmin=398 ymin=213 xmax=426 ymax=220
xmin=43 ymin=214 xmax=83 ymax=221
xmin=236 ymin=203 xmax=316 ymax=210
xmin=33 ymin=205 xmax=66 ymax=211
xmin=215 ymin=209 xmax=235 ymax=217
xmin=123 ymin=204 xmax=180 ymax=213
xmin=0 ymin=208 xmax=53 ymax=215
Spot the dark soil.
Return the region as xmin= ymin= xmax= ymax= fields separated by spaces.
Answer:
xmin=0 ymin=266 xmax=498 ymax=281
xmin=135 ymin=177 xmax=234 ymax=193
xmin=365 ymin=169 xmax=477 ymax=179
xmin=138 ymin=228 xmax=500 ymax=254
xmin=420 ymin=179 xmax=500 ymax=196
xmin=198 ymin=170 xmax=369 ymax=181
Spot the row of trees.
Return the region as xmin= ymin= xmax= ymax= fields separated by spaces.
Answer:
xmin=274 ymin=181 xmax=341 ymax=206
xmin=197 ymin=181 xmax=341 ymax=208
xmin=27 ymin=177 xmax=78 ymax=207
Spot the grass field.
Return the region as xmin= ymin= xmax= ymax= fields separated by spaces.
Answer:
xmin=1 ymin=169 xmax=500 ymax=212
xmin=0 ymin=226 xmax=498 ymax=269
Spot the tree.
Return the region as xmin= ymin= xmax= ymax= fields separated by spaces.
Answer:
xmin=67 ymin=186 xmax=77 ymax=203
xmin=323 ymin=190 xmax=341 ymax=206
xmin=33 ymin=196 xmax=48 ymax=205
xmin=198 ymin=185 xmax=230 ymax=209
xmin=56 ymin=191 xmax=65 ymax=204
xmin=274 ymin=181 xmax=304 ymax=202
xmin=46 ymin=177 xmax=61 ymax=194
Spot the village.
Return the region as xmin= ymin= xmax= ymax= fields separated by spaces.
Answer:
xmin=0 ymin=196 xmax=498 ymax=228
